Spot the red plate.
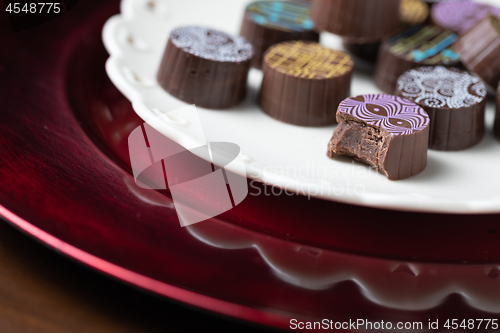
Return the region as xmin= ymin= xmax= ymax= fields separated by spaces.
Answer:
xmin=1 ymin=0 xmax=500 ymax=330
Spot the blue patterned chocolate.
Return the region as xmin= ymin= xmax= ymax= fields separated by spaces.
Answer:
xmin=388 ymin=25 xmax=459 ymax=65
xmin=246 ymin=1 xmax=314 ymax=32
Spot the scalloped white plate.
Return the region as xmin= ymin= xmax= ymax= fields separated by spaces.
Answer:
xmin=103 ymin=0 xmax=500 ymax=214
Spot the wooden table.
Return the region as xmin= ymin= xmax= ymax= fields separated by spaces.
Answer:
xmin=0 ymin=218 xmax=274 ymax=332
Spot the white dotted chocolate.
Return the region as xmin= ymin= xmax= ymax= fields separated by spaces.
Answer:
xmin=397 ymin=66 xmax=486 ymax=109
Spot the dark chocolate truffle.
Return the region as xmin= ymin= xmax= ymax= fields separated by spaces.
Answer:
xmin=311 ymin=0 xmax=402 ymax=43
xmin=260 ymin=41 xmax=353 ymax=126
xmin=327 ymin=94 xmax=430 ymax=180
xmin=342 ymin=0 xmax=429 ymax=64
xmin=240 ymin=1 xmax=319 ymax=69
xmin=374 ymin=25 xmax=460 ymax=94
xmin=431 ymin=0 xmax=500 ymax=35
xmin=455 ymin=16 xmax=500 ymax=90
xmin=157 ymin=26 xmax=254 ymax=109
xmin=396 ymin=66 xmax=486 ymax=150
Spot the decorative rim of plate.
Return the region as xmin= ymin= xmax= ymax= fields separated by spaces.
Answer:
xmin=185 ymin=217 xmax=500 ymax=314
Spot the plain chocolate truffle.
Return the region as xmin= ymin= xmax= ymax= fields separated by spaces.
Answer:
xmin=311 ymin=0 xmax=402 ymax=43
xmin=455 ymin=16 xmax=500 ymax=90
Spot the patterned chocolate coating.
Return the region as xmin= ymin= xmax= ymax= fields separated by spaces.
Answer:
xmin=432 ymin=0 xmax=500 ymax=35
xmin=397 ymin=66 xmax=486 ymax=109
xmin=246 ymin=1 xmax=314 ymax=32
xmin=170 ymin=26 xmax=254 ymax=62
xmin=338 ymin=94 xmax=430 ymax=135
xmin=388 ymin=25 xmax=459 ymax=65
xmin=264 ymin=41 xmax=353 ymax=79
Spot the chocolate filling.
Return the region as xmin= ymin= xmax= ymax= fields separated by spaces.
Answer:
xmin=328 ymin=113 xmax=390 ymax=176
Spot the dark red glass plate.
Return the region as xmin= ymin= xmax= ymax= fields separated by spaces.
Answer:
xmin=2 ymin=0 xmax=500 ymax=330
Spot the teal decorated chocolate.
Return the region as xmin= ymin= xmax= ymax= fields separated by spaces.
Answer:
xmin=374 ymin=25 xmax=462 ymax=93
xmin=246 ymin=1 xmax=314 ymax=32
xmin=387 ymin=25 xmax=459 ymax=64
xmin=240 ymin=0 xmax=319 ymax=68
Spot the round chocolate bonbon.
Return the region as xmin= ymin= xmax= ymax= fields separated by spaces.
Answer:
xmin=431 ymin=0 xmax=500 ymax=35
xmin=260 ymin=41 xmax=353 ymax=126
xmin=240 ymin=1 xmax=319 ymax=69
xmin=327 ymin=94 xmax=430 ymax=180
xmin=310 ymin=0 xmax=402 ymax=43
xmin=396 ymin=66 xmax=486 ymax=151
xmin=456 ymin=16 xmax=500 ymax=90
xmin=374 ymin=25 xmax=460 ymax=94
xmin=342 ymin=0 xmax=429 ymax=64
xmin=157 ymin=26 xmax=254 ymax=109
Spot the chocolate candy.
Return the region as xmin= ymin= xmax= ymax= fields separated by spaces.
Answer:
xmin=310 ymin=0 xmax=401 ymax=43
xmin=374 ymin=25 xmax=460 ymax=94
xmin=400 ymin=0 xmax=430 ymax=26
xmin=260 ymin=41 xmax=353 ymax=126
xmin=396 ymin=66 xmax=486 ymax=151
xmin=327 ymin=94 xmax=430 ymax=180
xmin=157 ymin=26 xmax=254 ymax=109
xmin=431 ymin=0 xmax=500 ymax=35
xmin=240 ymin=1 xmax=319 ymax=69
xmin=496 ymin=83 xmax=500 ymax=142
xmin=456 ymin=16 xmax=500 ymax=90
xmin=342 ymin=0 xmax=429 ymax=64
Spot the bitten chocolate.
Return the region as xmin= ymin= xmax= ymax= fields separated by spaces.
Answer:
xmin=374 ymin=25 xmax=460 ymax=94
xmin=327 ymin=94 xmax=430 ymax=180
xmin=240 ymin=1 xmax=319 ymax=69
xmin=431 ymin=0 xmax=500 ymax=35
xmin=260 ymin=41 xmax=353 ymax=126
xmin=157 ymin=26 xmax=254 ymax=109
xmin=456 ymin=16 xmax=500 ymax=90
xmin=311 ymin=0 xmax=401 ymax=43
xmin=396 ymin=66 xmax=486 ymax=151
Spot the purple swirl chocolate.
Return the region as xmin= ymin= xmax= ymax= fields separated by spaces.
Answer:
xmin=157 ymin=26 xmax=254 ymax=109
xmin=431 ymin=0 xmax=500 ymax=35
xmin=327 ymin=94 xmax=430 ymax=180
xmin=396 ymin=66 xmax=486 ymax=151
xmin=456 ymin=16 xmax=500 ymax=90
